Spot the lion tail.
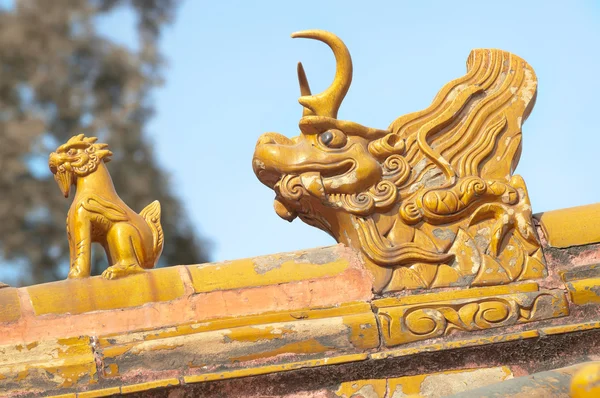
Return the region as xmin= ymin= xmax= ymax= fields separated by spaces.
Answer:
xmin=140 ymin=200 xmax=164 ymax=268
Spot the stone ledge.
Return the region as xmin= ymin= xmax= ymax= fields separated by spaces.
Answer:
xmin=0 ymin=244 xmax=372 ymax=345
xmin=27 ymin=266 xmax=186 ymax=316
xmin=3 ymin=203 xmax=600 ymax=397
xmin=4 ymin=321 xmax=600 ymax=397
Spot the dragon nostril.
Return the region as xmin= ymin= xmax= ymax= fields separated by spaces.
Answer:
xmin=257 ymin=133 xmax=296 ymax=146
xmin=258 ymin=135 xmax=277 ymax=145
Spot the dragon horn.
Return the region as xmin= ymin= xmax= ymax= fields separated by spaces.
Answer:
xmin=297 ymin=62 xmax=313 ymax=117
xmin=291 ymin=30 xmax=353 ymax=119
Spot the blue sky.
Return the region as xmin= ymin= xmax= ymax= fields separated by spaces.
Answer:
xmin=103 ymin=0 xmax=599 ymax=263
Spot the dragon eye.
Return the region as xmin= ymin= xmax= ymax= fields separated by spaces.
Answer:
xmin=67 ymin=149 xmax=76 ymax=156
xmin=319 ymin=130 xmax=347 ymax=148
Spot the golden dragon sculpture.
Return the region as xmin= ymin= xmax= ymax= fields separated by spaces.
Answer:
xmin=253 ymin=30 xmax=545 ymax=294
xmin=49 ymin=135 xmax=164 ymax=279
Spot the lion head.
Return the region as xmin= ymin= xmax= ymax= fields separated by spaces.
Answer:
xmin=49 ymin=134 xmax=113 ymax=197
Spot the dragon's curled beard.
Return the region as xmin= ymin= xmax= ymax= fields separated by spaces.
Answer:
xmin=273 ymin=170 xmax=403 ymax=239
xmin=274 ymin=174 xmax=330 ymax=231
xmin=274 ymin=149 xmax=410 ymax=219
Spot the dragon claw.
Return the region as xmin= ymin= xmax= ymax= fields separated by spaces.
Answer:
xmin=468 ymin=202 xmax=536 ymax=257
xmin=489 ymin=214 xmax=515 ymax=256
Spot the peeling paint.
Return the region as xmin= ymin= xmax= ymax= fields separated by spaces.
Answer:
xmin=224 ymin=325 xmax=296 ymax=343
xmin=231 ymin=338 xmax=334 ymax=363
xmin=433 ymin=228 xmax=456 ymax=241
xmin=189 ymin=246 xmax=351 ymax=293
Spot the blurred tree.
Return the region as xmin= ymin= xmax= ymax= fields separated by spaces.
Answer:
xmin=0 ymin=0 xmax=210 ymax=286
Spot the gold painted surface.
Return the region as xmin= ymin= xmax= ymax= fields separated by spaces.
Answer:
xmin=48 ymin=380 xmax=180 ymax=398
xmin=0 ymin=336 xmax=96 ymax=391
xmin=560 ymin=264 xmax=600 ymax=283
xmin=183 ymin=353 xmax=368 ymax=384
xmin=373 ymin=283 xmax=539 ymax=308
xmin=570 ymin=362 xmax=600 ymax=398
xmin=335 ymin=378 xmax=387 ymax=397
xmin=386 ymin=375 xmax=428 ymax=398
xmin=229 ymin=338 xmax=335 ymax=363
xmin=253 ymin=30 xmax=544 ymax=293
xmin=543 ymin=321 xmax=600 ymax=335
xmin=77 ymin=387 xmax=121 ymax=398
xmin=90 ymin=302 xmax=589 ymax=391
xmin=49 ymin=135 xmax=164 ymax=279
xmin=120 ymin=378 xmax=180 ymax=394
xmin=414 ymin=366 xmax=512 ymax=397
xmin=566 ymin=278 xmax=600 ymax=305
xmin=3 ymin=318 xmax=600 ymax=395
xmin=97 ymin=301 xmax=372 ymax=346
xmin=560 ymin=267 xmax=600 ymax=306
xmin=377 ymin=289 xmax=568 ymax=347
xmin=98 ymin=304 xmax=379 ymax=377
xmin=334 ymin=366 xmax=513 ymax=398
xmin=343 ymin=312 xmax=380 ymax=350
xmin=189 ymin=246 xmax=349 ymax=293
xmin=371 ymin=329 xmax=541 ymax=360
xmin=27 ymin=266 xmax=184 ymax=315
xmin=0 ymin=287 xmax=21 ymax=323
xmin=536 ymin=203 xmax=600 ymax=248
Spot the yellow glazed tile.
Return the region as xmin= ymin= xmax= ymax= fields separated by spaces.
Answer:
xmin=571 ymin=362 xmax=600 ymax=398
xmin=97 ymin=301 xmax=372 ymax=346
xmin=0 ymin=287 xmax=21 ymax=323
xmin=120 ymin=378 xmax=180 ymax=393
xmin=560 ymin=264 xmax=600 ymax=283
xmin=183 ymin=353 xmax=368 ymax=384
xmin=535 ymin=203 xmax=600 ymax=248
xmin=372 ymin=282 xmax=539 ymax=308
xmin=542 ymin=321 xmax=600 ymax=335
xmin=335 ymin=378 xmax=387 ymax=397
xmin=386 ymin=366 xmax=513 ymax=397
xmin=77 ymin=387 xmax=121 ymax=398
xmin=0 ymin=336 xmax=97 ymax=391
xmin=371 ymin=330 xmax=541 ymax=360
xmin=99 ymin=309 xmax=378 ymax=378
xmin=188 ymin=247 xmax=349 ymax=293
xmin=566 ymin=278 xmax=600 ymax=305
xmin=376 ymin=289 xmax=567 ymax=347
xmin=27 ymin=266 xmax=185 ymax=315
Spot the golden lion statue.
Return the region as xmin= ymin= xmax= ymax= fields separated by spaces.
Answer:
xmin=253 ymin=30 xmax=545 ymax=294
xmin=49 ymin=135 xmax=164 ymax=279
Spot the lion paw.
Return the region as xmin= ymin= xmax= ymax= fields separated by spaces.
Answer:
xmin=68 ymin=266 xmax=89 ymax=279
xmin=102 ymin=263 xmax=145 ymax=280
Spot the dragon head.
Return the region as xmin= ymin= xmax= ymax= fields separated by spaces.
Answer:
xmin=253 ymin=30 xmax=406 ymax=237
xmin=49 ymin=134 xmax=113 ymax=198
xmin=253 ymin=30 xmax=543 ymax=294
